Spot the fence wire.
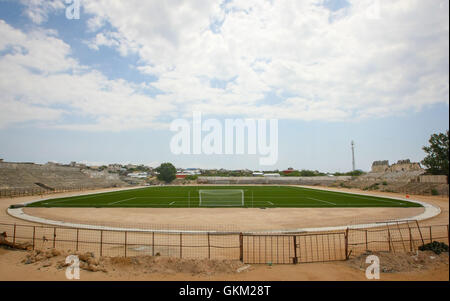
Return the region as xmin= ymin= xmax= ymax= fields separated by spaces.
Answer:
xmin=0 ymin=222 xmax=448 ymax=264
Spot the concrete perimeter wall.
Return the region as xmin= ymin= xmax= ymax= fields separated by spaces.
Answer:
xmin=419 ymin=175 xmax=448 ymax=184
xmin=198 ymin=176 xmax=351 ymax=185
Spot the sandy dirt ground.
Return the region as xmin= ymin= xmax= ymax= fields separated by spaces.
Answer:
xmin=21 ymin=206 xmax=425 ymax=232
xmin=0 ymin=247 xmax=448 ymax=281
xmin=0 ymin=186 xmax=448 ymax=281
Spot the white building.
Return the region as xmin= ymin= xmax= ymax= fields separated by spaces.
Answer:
xmin=127 ymin=172 xmax=148 ymax=178
xmin=263 ymin=173 xmax=281 ymax=177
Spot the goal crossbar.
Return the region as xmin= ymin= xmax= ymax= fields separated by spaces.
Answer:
xmin=198 ymin=189 xmax=244 ymax=207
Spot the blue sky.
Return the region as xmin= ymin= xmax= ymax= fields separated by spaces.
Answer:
xmin=0 ymin=0 xmax=448 ymax=172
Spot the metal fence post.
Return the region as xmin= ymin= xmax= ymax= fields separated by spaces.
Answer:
xmin=292 ymin=236 xmax=298 ymax=264
xmin=409 ymin=227 xmax=413 ymax=252
xmin=180 ymin=233 xmax=183 ymax=258
xmin=152 ymin=232 xmax=155 ymax=256
xmin=239 ymin=233 xmax=243 ymax=262
xmin=207 ymin=232 xmax=211 ymax=260
xmin=12 ymin=224 xmax=16 ymax=246
xmin=124 ymin=231 xmax=127 ymax=257
xmin=32 ymin=226 xmax=35 ymax=250
xmin=76 ymin=228 xmax=79 ymax=252
xmin=53 ymin=227 xmax=56 ymax=249
xmin=100 ymin=230 xmax=103 ymax=257
xmin=345 ymin=228 xmax=349 ymax=259
xmin=365 ymin=230 xmax=368 ymax=250
xmin=415 ymin=220 xmax=425 ymax=245
xmin=447 ymin=225 xmax=449 ymax=245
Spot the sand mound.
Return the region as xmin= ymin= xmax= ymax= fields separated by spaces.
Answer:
xmin=347 ymin=250 xmax=449 ymax=273
xmin=17 ymin=247 xmax=249 ymax=276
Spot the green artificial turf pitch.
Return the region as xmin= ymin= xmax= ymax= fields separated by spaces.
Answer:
xmin=26 ymin=186 xmax=422 ymax=208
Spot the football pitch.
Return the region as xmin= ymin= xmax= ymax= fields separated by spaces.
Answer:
xmin=26 ymin=186 xmax=422 ymax=208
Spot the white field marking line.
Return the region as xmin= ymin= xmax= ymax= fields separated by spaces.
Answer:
xmin=169 ymin=201 xmax=175 ymax=205
xmin=306 ymin=197 xmax=336 ymax=206
xmin=289 ymin=186 xmax=404 ymax=205
xmin=118 ymin=204 xmax=184 ymax=206
xmin=45 ymin=189 xmax=142 ymax=205
xmin=45 ymin=194 xmax=102 ymax=204
xmin=121 ymin=203 xmax=393 ymax=207
xmin=267 ymin=201 xmax=274 ymax=205
xmin=108 ymin=197 xmax=138 ymax=205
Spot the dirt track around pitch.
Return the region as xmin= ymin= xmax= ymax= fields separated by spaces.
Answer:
xmin=1 ymin=185 xmax=447 ymax=231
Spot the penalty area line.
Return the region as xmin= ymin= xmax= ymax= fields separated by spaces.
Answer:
xmin=306 ymin=197 xmax=336 ymax=206
xmin=108 ymin=197 xmax=138 ymax=205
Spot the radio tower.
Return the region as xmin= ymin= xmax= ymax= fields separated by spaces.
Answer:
xmin=351 ymin=140 xmax=355 ymax=172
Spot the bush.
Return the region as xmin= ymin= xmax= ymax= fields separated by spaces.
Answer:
xmin=155 ymin=163 xmax=177 ymax=183
xmin=382 ymin=181 xmax=388 ymax=186
xmin=364 ymin=183 xmax=380 ymax=190
xmin=431 ymin=188 xmax=439 ymax=196
xmin=419 ymin=241 xmax=449 ymax=255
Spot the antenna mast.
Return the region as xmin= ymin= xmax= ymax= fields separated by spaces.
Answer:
xmin=351 ymin=140 xmax=355 ymax=172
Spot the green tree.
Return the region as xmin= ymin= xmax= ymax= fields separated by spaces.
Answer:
xmin=156 ymin=162 xmax=177 ymax=183
xmin=421 ymin=130 xmax=449 ymax=177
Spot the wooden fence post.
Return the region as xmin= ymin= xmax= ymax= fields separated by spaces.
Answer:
xmin=429 ymin=226 xmax=432 ymax=243
xmin=239 ymin=233 xmax=244 ymax=262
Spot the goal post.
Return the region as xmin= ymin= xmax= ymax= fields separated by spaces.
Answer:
xmin=198 ymin=189 xmax=244 ymax=207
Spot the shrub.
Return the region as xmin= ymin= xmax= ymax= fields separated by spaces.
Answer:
xmin=431 ymin=188 xmax=439 ymax=195
xmin=419 ymin=241 xmax=449 ymax=255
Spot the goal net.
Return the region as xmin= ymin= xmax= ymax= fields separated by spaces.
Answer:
xmin=198 ymin=189 xmax=244 ymax=207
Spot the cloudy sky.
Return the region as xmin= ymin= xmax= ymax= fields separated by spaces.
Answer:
xmin=0 ymin=0 xmax=448 ymax=172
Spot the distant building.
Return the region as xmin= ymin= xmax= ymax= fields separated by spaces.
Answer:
xmin=184 ymin=168 xmax=201 ymax=175
xmin=108 ymin=164 xmax=123 ymax=172
xmin=282 ymin=167 xmax=295 ymax=174
xmin=127 ymin=172 xmax=148 ymax=178
xmin=263 ymin=173 xmax=281 ymax=177
xmin=252 ymin=171 xmax=264 ymax=176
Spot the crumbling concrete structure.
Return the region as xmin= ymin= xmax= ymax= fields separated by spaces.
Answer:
xmin=371 ymin=159 xmax=423 ymax=173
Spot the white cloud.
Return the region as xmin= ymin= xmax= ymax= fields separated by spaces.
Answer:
xmin=1 ymin=0 xmax=448 ymax=131
xmin=80 ymin=0 xmax=449 ymax=122
xmin=19 ymin=0 xmax=65 ymax=24
xmin=0 ymin=20 xmax=174 ymax=131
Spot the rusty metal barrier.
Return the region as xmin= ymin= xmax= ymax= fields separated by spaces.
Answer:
xmin=0 ymin=222 xmax=448 ymax=264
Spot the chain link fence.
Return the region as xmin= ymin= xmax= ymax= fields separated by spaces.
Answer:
xmin=1 ymin=221 xmax=448 ymax=264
